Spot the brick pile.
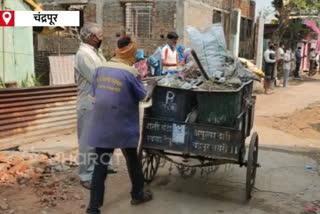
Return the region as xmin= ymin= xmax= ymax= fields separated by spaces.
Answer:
xmin=0 ymin=151 xmax=77 ymax=185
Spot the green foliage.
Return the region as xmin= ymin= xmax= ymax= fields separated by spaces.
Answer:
xmin=21 ymin=73 xmax=31 ymax=88
xmin=31 ymin=73 xmax=43 ymax=87
xmin=271 ymin=0 xmax=320 ymax=44
xmin=291 ymin=0 xmax=320 ymax=10
xmin=20 ymin=73 xmax=43 ymax=88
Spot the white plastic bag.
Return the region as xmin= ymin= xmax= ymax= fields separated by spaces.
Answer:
xmin=186 ymin=24 xmax=227 ymax=79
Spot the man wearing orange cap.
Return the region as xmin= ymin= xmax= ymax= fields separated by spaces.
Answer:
xmin=86 ymin=36 xmax=156 ymax=214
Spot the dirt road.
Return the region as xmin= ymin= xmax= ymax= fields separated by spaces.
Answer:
xmin=1 ymin=76 xmax=320 ymax=214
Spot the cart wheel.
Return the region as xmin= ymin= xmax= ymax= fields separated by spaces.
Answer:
xmin=141 ymin=150 xmax=160 ymax=184
xmin=246 ymin=132 xmax=259 ymax=200
xmin=176 ymin=165 xmax=197 ymax=179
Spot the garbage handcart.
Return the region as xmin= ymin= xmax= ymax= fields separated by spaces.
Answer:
xmin=139 ymin=80 xmax=260 ymax=200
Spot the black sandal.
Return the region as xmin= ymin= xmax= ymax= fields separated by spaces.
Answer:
xmin=131 ymin=190 xmax=153 ymax=205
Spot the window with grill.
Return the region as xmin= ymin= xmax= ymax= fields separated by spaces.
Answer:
xmin=125 ymin=3 xmax=153 ymax=38
xmin=240 ymin=18 xmax=253 ymax=41
xmin=213 ymin=10 xmax=222 ymax=24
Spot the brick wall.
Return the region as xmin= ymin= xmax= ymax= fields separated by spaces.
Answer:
xmin=199 ymin=0 xmax=231 ymax=11
xmin=250 ymin=1 xmax=256 ymax=19
xmin=234 ymin=0 xmax=255 ymax=19
xmin=83 ymin=3 xmax=97 ymax=23
xmin=102 ymin=0 xmax=176 ymax=59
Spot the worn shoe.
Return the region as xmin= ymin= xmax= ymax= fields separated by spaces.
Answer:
xmin=131 ymin=190 xmax=153 ymax=205
xmin=86 ymin=207 xmax=101 ymax=214
xmin=107 ymin=168 xmax=117 ymax=174
xmin=80 ymin=180 xmax=91 ymax=190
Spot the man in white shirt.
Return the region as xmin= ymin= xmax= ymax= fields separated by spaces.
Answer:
xmin=161 ymin=32 xmax=180 ymax=72
xmin=309 ymin=48 xmax=318 ymax=76
xmin=283 ymin=49 xmax=292 ymax=87
xmin=264 ymin=44 xmax=276 ymax=94
xmin=276 ymin=44 xmax=285 ymax=83
xmin=74 ymin=23 xmax=117 ymax=190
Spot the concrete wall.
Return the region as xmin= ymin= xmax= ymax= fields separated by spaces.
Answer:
xmin=0 ymin=0 xmax=35 ymax=85
xmin=183 ymin=0 xmax=217 ymax=46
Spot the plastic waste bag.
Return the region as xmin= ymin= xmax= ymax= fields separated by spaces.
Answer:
xmin=224 ymin=54 xmax=260 ymax=82
xmin=136 ymin=49 xmax=144 ymax=60
xmin=147 ymin=47 xmax=163 ymax=76
xmin=186 ymin=24 xmax=227 ymax=79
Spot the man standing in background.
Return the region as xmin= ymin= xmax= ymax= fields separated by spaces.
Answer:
xmin=74 ymin=23 xmax=110 ymax=189
xmin=294 ymin=47 xmax=303 ymax=78
xmin=162 ymin=32 xmax=180 ymax=72
xmin=283 ymin=48 xmax=292 ymax=87
xmin=264 ymin=43 xmax=276 ymax=94
xmin=276 ymin=44 xmax=285 ymax=85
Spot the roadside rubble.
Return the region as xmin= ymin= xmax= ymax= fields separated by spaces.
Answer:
xmin=0 ymin=151 xmax=77 ymax=185
xmin=0 ymin=151 xmax=82 ymax=210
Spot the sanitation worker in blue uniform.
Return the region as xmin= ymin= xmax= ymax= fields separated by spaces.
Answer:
xmin=86 ymin=36 xmax=156 ymax=214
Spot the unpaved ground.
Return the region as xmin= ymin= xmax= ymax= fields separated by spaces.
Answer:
xmin=257 ymin=102 xmax=320 ymax=140
xmin=1 ymin=75 xmax=320 ymax=214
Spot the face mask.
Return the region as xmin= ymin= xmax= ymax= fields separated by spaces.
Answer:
xmin=97 ymin=40 xmax=102 ymax=49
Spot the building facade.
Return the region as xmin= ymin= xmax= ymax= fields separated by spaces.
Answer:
xmin=34 ymin=0 xmax=256 ymax=83
xmin=0 ymin=0 xmax=35 ymax=86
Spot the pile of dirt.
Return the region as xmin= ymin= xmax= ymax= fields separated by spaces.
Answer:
xmin=0 ymin=151 xmax=84 ymax=213
xmin=258 ymin=102 xmax=320 ymax=140
xmin=0 ymin=151 xmax=77 ymax=185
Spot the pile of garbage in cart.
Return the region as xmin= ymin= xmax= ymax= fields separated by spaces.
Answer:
xmin=136 ymin=24 xmax=264 ymax=91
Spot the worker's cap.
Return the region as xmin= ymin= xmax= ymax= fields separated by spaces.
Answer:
xmin=167 ymin=32 xmax=179 ymax=40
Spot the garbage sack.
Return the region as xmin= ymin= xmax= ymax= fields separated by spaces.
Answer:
xmin=177 ymin=45 xmax=185 ymax=62
xmin=147 ymin=47 xmax=163 ymax=76
xmin=184 ymin=48 xmax=194 ymax=64
xmin=136 ymin=49 xmax=144 ymax=60
xmin=224 ymin=54 xmax=260 ymax=82
xmin=239 ymin=58 xmax=265 ymax=78
xmin=133 ymin=59 xmax=149 ymax=79
xmin=186 ymin=24 xmax=227 ymax=79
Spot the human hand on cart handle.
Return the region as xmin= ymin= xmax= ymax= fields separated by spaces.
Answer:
xmin=145 ymin=79 xmax=157 ymax=101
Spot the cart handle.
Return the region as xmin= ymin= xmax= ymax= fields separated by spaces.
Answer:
xmin=191 ymin=50 xmax=210 ymax=80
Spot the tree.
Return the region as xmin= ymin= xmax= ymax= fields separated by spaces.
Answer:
xmin=291 ymin=0 xmax=320 ymax=10
xmin=271 ymin=0 xmax=318 ymax=46
xmin=271 ymin=0 xmax=294 ymax=44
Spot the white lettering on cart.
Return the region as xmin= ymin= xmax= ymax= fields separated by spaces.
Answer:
xmin=146 ymin=136 xmax=162 ymax=143
xmin=161 ymin=124 xmax=172 ymax=132
xmin=146 ymin=122 xmax=172 ymax=132
xmin=146 ymin=122 xmax=161 ymax=131
xmin=194 ymin=130 xmax=231 ymax=142
xmin=166 ymin=91 xmax=175 ymax=104
xmin=208 ymin=113 xmax=227 ymax=124
xmin=146 ymin=135 xmax=172 ymax=144
xmin=193 ymin=142 xmax=237 ymax=154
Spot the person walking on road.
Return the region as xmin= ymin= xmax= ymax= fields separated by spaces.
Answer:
xmin=86 ymin=36 xmax=156 ymax=214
